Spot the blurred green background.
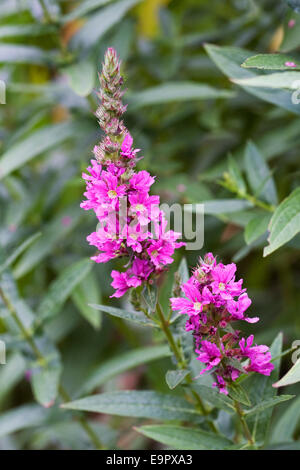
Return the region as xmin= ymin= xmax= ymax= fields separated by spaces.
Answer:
xmin=0 ymin=0 xmax=300 ymax=449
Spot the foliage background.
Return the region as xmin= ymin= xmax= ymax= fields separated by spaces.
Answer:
xmin=0 ymin=0 xmax=299 ymax=450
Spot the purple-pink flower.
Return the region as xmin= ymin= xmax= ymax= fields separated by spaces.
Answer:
xmin=170 ymin=254 xmax=274 ymax=394
xmin=81 ymin=48 xmax=184 ymax=298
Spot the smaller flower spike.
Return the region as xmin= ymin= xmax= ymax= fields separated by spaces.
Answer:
xmin=81 ymin=48 xmax=185 ymax=298
xmin=170 ymin=254 xmax=274 ymax=395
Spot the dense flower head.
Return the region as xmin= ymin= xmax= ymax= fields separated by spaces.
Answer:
xmin=170 ymin=254 xmax=274 ymax=395
xmin=81 ymin=48 xmax=185 ymax=297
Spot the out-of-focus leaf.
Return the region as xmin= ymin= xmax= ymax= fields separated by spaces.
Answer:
xmin=244 ymin=395 xmax=294 ymax=416
xmin=128 ymin=82 xmax=233 ymax=108
xmin=62 ymin=390 xmax=202 ymax=422
xmin=31 ymin=365 xmax=62 ymax=408
xmin=165 ymin=369 xmax=189 ymax=390
xmin=271 ymin=395 xmax=300 ymax=443
xmin=37 ymin=259 xmax=92 ymax=324
xmin=0 ymin=353 xmax=26 ymax=406
xmin=273 ymin=357 xmax=300 ymax=387
xmin=244 ymin=333 xmax=283 ymax=445
xmin=245 ymin=213 xmax=271 ymax=245
xmin=0 ymin=233 xmax=41 ymax=276
xmin=0 ymin=122 xmax=79 ymax=179
xmin=264 ymin=187 xmax=300 ymax=256
xmin=192 ymin=384 xmax=235 ymax=413
xmin=135 ymin=425 xmax=232 ymax=450
xmin=13 ymin=206 xmax=81 ymax=279
xmin=281 ymin=14 xmax=300 ymax=52
xmin=62 ymin=0 xmax=113 ymax=22
xmin=64 ymin=59 xmax=96 ymax=97
xmin=285 ymin=0 xmax=300 ymax=13
xmin=228 ymin=383 xmax=251 ymax=407
xmin=189 ymin=199 xmax=253 ymax=215
xmin=0 ymin=24 xmax=56 ymax=39
xmin=89 ymin=304 xmax=157 ymax=327
xmin=72 ymin=271 xmax=101 ymax=329
xmin=71 ymin=0 xmax=141 ymax=49
xmin=242 ymin=54 xmax=300 ymax=70
xmin=0 ymin=404 xmax=47 ymax=438
xmin=0 ymin=45 xmax=50 ymax=65
xmin=227 ymin=155 xmax=246 ymax=194
xmin=79 ymin=345 xmax=171 ymax=396
xmin=232 ymin=72 xmax=300 ymax=89
xmin=244 ymin=141 xmax=278 ymax=205
xmin=205 ymin=44 xmax=300 ymax=115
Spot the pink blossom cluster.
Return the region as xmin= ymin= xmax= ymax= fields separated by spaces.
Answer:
xmin=170 ymin=253 xmax=274 ymax=394
xmin=81 ymin=48 xmax=184 ymax=298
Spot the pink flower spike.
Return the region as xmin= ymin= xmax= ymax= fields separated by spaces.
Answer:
xmin=285 ymin=61 xmax=297 ymax=67
xmin=288 ymin=19 xmax=296 ymax=28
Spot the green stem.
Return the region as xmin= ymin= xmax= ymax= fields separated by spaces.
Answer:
xmin=156 ymin=303 xmax=219 ymax=434
xmin=39 ymin=0 xmax=53 ymax=23
xmin=0 ymin=287 xmax=104 ymax=450
xmin=234 ymin=400 xmax=254 ymax=446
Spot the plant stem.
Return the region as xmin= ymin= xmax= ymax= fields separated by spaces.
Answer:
xmin=234 ymin=400 xmax=254 ymax=446
xmin=39 ymin=0 xmax=53 ymax=23
xmin=0 ymin=286 xmax=104 ymax=450
xmin=156 ymin=303 xmax=219 ymax=434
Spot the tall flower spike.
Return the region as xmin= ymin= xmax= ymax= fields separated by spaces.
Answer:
xmin=170 ymin=253 xmax=274 ymax=395
xmin=81 ymin=48 xmax=185 ymax=298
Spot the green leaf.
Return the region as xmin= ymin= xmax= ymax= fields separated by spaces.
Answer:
xmin=273 ymin=357 xmax=300 ymax=387
xmin=0 ymin=353 xmax=26 ymax=406
xmin=281 ymin=13 xmax=300 ymax=52
xmin=177 ymin=257 xmax=189 ymax=284
xmin=242 ymin=54 xmax=300 ymax=70
xmin=72 ymin=271 xmax=101 ymax=329
xmin=79 ymin=345 xmax=171 ymax=396
xmin=37 ymin=259 xmax=92 ymax=324
xmin=0 ymin=44 xmax=50 ymax=65
xmin=192 ymin=384 xmax=235 ymax=413
xmin=31 ymin=365 xmax=62 ymax=408
xmin=62 ymin=391 xmax=202 ymax=422
xmin=0 ymin=405 xmax=47 ymax=438
xmin=0 ymin=232 xmax=41 ymax=276
xmin=61 ymin=0 xmax=113 ymax=22
xmin=135 ymin=425 xmax=232 ymax=450
xmin=142 ymin=284 xmax=158 ymax=312
xmin=244 ymin=395 xmax=294 ymax=417
xmin=71 ymin=0 xmax=141 ymax=49
xmin=165 ymin=369 xmax=189 ymax=390
xmin=205 ymin=44 xmax=300 ymax=115
xmin=245 ymin=213 xmax=271 ymax=245
xmin=13 ymin=206 xmax=81 ymax=279
xmin=200 ymin=199 xmax=253 ymax=214
xmin=0 ymin=122 xmax=78 ymax=179
xmin=64 ymin=59 xmax=96 ymax=97
xmin=0 ymin=24 xmax=56 ymax=39
xmin=244 ymin=141 xmax=278 ymax=205
xmin=264 ymin=187 xmax=300 ymax=256
xmin=228 ymin=155 xmax=247 ymax=194
xmin=271 ymin=395 xmax=300 ymax=443
xmin=232 ymin=72 xmax=300 ymax=89
xmin=244 ymin=332 xmax=283 ymax=445
xmin=128 ymin=82 xmax=233 ymax=108
xmin=228 ymin=383 xmax=251 ymax=407
xmin=285 ymin=0 xmax=300 ymax=13
xmin=89 ymin=304 xmax=157 ymax=327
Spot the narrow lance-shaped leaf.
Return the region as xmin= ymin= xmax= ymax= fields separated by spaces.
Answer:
xmin=244 ymin=141 xmax=278 ymax=205
xmin=37 ymin=259 xmax=93 ymax=324
xmin=135 ymin=425 xmax=232 ymax=450
xmin=273 ymin=357 xmax=300 ymax=388
xmin=264 ymin=187 xmax=300 ymax=257
xmin=79 ymin=345 xmax=171 ymax=396
xmin=62 ymin=391 xmax=203 ymax=422
xmin=242 ymin=54 xmax=300 ymax=70
xmin=89 ymin=303 xmax=157 ymax=327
